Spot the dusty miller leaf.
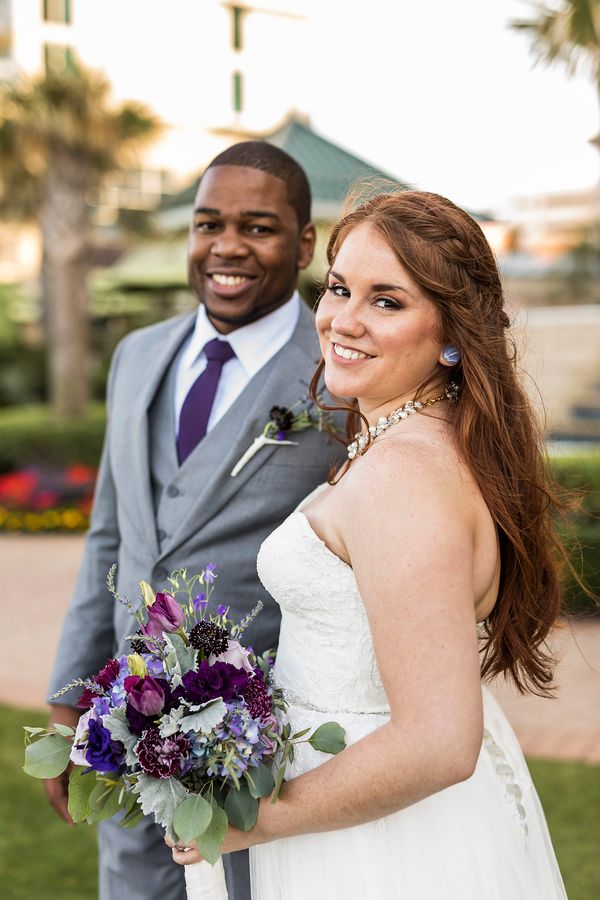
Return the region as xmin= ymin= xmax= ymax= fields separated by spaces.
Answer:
xmin=163 ymin=633 xmax=197 ymax=676
xmin=132 ymin=774 xmax=189 ymax=835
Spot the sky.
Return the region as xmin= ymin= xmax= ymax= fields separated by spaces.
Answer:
xmin=304 ymin=0 xmax=598 ymax=216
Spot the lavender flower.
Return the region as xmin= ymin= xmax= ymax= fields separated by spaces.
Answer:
xmin=204 ymin=564 xmax=217 ymax=584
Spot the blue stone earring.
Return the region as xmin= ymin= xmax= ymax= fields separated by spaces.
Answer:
xmin=441 ymin=345 xmax=461 ymax=365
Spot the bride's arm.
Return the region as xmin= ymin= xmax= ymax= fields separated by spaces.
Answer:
xmin=173 ymin=438 xmax=486 ymax=860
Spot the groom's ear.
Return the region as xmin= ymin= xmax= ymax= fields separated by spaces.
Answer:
xmin=297 ymin=222 xmax=317 ymax=271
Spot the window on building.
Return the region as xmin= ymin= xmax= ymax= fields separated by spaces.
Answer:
xmin=44 ymin=42 xmax=75 ymax=74
xmin=43 ymin=0 xmax=72 ymax=24
xmin=232 ymin=71 xmax=243 ymax=113
xmin=231 ymin=6 xmax=243 ymax=51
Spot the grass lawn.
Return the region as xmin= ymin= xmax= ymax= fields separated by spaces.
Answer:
xmin=1 ymin=704 xmax=598 ymax=899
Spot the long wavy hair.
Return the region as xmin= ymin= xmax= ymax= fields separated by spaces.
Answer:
xmin=310 ymin=189 xmax=571 ymax=696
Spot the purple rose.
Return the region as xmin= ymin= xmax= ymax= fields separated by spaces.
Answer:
xmin=85 ymin=718 xmax=125 ymax=772
xmin=126 ymin=676 xmax=167 ymax=716
xmin=136 ymin=726 xmax=190 ymax=779
xmin=176 ymin=660 xmax=249 ymax=704
xmin=144 ymin=592 xmax=185 ymax=635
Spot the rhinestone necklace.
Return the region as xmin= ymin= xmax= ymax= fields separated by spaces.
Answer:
xmin=347 ymin=380 xmax=460 ymax=460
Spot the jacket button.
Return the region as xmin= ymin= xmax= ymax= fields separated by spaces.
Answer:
xmin=153 ymin=565 xmax=168 ymax=580
xmin=166 ymin=485 xmax=180 ymax=498
xmin=157 ymin=529 xmax=167 ymax=541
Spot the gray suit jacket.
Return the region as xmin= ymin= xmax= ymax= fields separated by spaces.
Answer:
xmin=48 ymin=301 xmax=344 ymax=705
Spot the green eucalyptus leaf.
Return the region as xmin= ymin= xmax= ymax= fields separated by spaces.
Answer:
xmin=173 ymin=794 xmax=213 ymax=844
xmin=270 ymin=761 xmax=287 ymax=803
xmin=67 ymin=767 xmax=97 ymax=823
xmin=291 ymin=727 xmax=311 ymax=740
xmin=88 ymin=780 xmax=124 ymax=822
xmin=244 ymin=763 xmax=275 ymax=799
xmin=307 ymin=722 xmax=346 ymax=755
xmin=23 ymin=733 xmax=71 ymax=779
xmin=198 ymin=803 xmax=228 ymax=865
xmin=23 ymin=726 xmax=46 ymax=737
xmin=119 ymin=807 xmax=144 ymax=829
xmin=53 ymin=723 xmax=76 ymax=738
xmin=224 ymin=782 xmax=259 ymax=832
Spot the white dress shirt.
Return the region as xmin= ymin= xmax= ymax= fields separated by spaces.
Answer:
xmin=174 ymin=292 xmax=301 ymax=436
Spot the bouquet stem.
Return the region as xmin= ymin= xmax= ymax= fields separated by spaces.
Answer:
xmin=184 ymin=858 xmax=228 ymax=900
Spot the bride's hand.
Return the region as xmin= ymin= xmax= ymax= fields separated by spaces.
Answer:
xmin=164 ymin=823 xmax=256 ymax=865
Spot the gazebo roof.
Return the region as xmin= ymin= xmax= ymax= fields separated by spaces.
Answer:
xmin=159 ymin=115 xmax=409 ymax=225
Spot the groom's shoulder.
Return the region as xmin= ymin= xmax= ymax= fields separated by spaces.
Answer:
xmin=287 ymin=298 xmax=320 ymax=357
xmin=115 ymin=311 xmax=195 ymax=358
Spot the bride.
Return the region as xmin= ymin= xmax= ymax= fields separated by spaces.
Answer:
xmin=169 ymin=190 xmax=567 ymax=898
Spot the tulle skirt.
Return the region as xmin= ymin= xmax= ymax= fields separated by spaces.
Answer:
xmin=250 ymin=688 xmax=566 ymax=899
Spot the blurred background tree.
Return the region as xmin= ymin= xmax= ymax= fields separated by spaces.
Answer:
xmin=0 ymin=64 xmax=161 ymax=417
xmin=511 ymin=1 xmax=600 ymax=121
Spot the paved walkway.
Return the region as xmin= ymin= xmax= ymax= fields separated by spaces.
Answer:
xmin=1 ymin=534 xmax=598 ymax=764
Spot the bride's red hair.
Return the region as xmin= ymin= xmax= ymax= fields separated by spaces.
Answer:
xmin=310 ymin=189 xmax=574 ymax=696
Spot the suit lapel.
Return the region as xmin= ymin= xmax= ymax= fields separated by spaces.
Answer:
xmin=160 ymin=305 xmax=320 ymax=556
xmin=131 ymin=314 xmax=195 ymax=555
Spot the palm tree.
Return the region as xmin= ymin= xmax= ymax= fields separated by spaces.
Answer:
xmin=510 ymin=1 xmax=600 ymax=105
xmin=0 ymin=64 xmax=161 ymax=417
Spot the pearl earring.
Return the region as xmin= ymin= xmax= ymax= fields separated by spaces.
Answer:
xmin=441 ymin=345 xmax=461 ymax=365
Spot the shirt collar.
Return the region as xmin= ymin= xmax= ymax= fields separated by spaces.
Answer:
xmin=183 ymin=293 xmax=301 ymax=378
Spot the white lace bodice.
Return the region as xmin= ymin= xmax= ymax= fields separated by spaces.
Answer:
xmin=256 ymin=490 xmax=389 ymax=716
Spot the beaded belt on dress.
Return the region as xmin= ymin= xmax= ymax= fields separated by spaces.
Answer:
xmin=281 ymin=687 xmax=391 ymax=717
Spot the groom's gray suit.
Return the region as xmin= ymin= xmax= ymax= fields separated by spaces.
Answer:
xmin=48 ymin=300 xmax=342 ymax=900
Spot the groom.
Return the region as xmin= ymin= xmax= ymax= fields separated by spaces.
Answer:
xmin=45 ymin=142 xmax=343 ymax=900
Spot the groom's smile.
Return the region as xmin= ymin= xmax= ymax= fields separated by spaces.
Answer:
xmin=187 ymin=165 xmax=316 ymax=334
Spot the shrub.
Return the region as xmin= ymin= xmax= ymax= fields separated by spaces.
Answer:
xmin=0 ymin=404 xmax=106 ymax=472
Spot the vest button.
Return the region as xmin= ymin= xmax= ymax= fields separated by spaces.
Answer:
xmin=153 ymin=565 xmax=168 ymax=580
xmin=157 ymin=529 xmax=167 ymax=541
xmin=166 ymin=485 xmax=180 ymax=498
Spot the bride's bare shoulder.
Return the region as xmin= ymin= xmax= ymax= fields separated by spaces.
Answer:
xmin=338 ymin=428 xmax=474 ymax=515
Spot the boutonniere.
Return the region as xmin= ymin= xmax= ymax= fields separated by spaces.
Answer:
xmin=230 ymin=397 xmax=335 ymax=477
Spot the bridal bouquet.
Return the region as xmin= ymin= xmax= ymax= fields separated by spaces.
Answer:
xmin=23 ymin=566 xmax=345 ymax=892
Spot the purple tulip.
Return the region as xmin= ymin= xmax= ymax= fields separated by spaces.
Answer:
xmin=126 ymin=675 xmax=167 ymax=716
xmin=146 ymin=592 xmax=185 ymax=634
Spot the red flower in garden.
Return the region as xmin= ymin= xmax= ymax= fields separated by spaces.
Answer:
xmin=0 ymin=469 xmax=38 ymax=506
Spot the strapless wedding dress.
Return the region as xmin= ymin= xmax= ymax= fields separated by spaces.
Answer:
xmin=250 ymin=487 xmax=567 ymax=899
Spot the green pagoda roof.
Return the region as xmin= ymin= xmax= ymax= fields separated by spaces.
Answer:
xmin=159 ymin=115 xmax=409 ymax=225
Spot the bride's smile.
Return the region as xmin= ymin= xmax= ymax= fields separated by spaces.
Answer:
xmin=316 ymin=222 xmax=448 ymax=426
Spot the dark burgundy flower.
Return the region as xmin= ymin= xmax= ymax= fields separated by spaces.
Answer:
xmin=125 ymin=704 xmax=155 ymax=736
xmin=136 ymin=726 xmax=190 ymax=779
xmin=243 ymin=671 xmax=272 ymax=721
xmin=176 ymin=660 xmax=249 ymax=704
xmin=76 ymin=658 xmax=121 ymax=710
xmin=85 ymin=718 xmax=125 ymax=772
xmin=269 ymin=405 xmax=294 ymax=432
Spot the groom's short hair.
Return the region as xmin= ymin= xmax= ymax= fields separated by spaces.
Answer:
xmin=204 ymin=141 xmax=312 ymax=228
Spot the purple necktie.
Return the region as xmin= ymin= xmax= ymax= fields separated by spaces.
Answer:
xmin=177 ymin=338 xmax=236 ymax=464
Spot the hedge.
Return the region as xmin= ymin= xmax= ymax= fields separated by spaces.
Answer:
xmin=0 ymin=405 xmax=597 ymax=612
xmin=0 ymin=404 xmax=106 ymax=472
